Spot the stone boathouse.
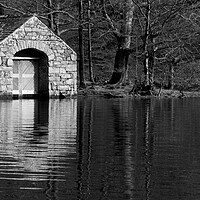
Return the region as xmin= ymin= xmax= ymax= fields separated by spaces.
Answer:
xmin=0 ymin=15 xmax=77 ymax=98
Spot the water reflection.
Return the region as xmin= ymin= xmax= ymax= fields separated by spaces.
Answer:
xmin=0 ymin=99 xmax=77 ymax=199
xmin=1 ymin=97 xmax=200 ymax=199
xmin=77 ymin=97 xmax=200 ymax=200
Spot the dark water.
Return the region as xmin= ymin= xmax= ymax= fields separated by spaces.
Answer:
xmin=0 ymin=97 xmax=200 ymax=199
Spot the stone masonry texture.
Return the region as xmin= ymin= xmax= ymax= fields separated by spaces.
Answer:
xmin=0 ymin=16 xmax=77 ymax=98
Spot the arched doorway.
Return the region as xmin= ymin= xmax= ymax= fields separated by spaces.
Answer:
xmin=13 ymin=48 xmax=49 ymax=98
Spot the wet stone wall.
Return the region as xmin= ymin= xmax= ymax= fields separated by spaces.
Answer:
xmin=0 ymin=57 xmax=12 ymax=99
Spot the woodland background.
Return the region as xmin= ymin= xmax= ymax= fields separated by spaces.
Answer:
xmin=0 ymin=0 xmax=200 ymax=92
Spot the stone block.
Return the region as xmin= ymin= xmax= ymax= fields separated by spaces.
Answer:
xmin=57 ymin=49 xmax=65 ymax=54
xmin=50 ymin=90 xmax=59 ymax=96
xmin=1 ymin=85 xmax=6 ymax=91
xmin=65 ymin=79 xmax=73 ymax=85
xmin=48 ymin=54 xmax=55 ymax=61
xmin=71 ymin=54 xmax=77 ymax=61
xmin=51 ymin=85 xmax=58 ymax=90
xmin=56 ymin=56 xmax=63 ymax=61
xmin=7 ymin=85 xmax=13 ymax=91
xmin=32 ymin=28 xmax=41 ymax=33
xmin=55 ymin=73 xmax=60 ymax=77
xmin=17 ymin=31 xmax=26 ymax=39
xmin=53 ymin=61 xmax=62 ymax=65
xmin=24 ymin=28 xmax=32 ymax=32
xmin=1 ymin=48 xmax=8 ymax=52
xmin=49 ymin=67 xmax=60 ymax=74
xmin=59 ymin=68 xmax=66 ymax=74
xmin=61 ymin=73 xmax=71 ymax=79
xmin=73 ymin=72 xmax=77 ymax=79
xmin=18 ymin=41 xmax=26 ymax=50
xmin=55 ymin=77 xmax=61 ymax=82
xmin=65 ymin=64 xmax=76 ymax=72
xmin=49 ymin=61 xmax=54 ymax=67
xmin=59 ymin=85 xmax=70 ymax=91
xmin=49 ymin=76 xmax=56 ymax=82
xmin=5 ymin=79 xmax=12 ymax=85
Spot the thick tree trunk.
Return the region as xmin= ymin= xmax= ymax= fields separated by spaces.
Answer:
xmin=142 ymin=0 xmax=157 ymax=90
xmin=107 ymin=48 xmax=129 ymax=84
xmin=105 ymin=0 xmax=134 ymax=85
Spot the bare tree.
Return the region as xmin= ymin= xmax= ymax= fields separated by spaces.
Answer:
xmin=129 ymin=0 xmax=198 ymax=91
xmin=2 ymin=0 xmax=200 ymax=91
xmin=101 ymin=0 xmax=135 ymax=85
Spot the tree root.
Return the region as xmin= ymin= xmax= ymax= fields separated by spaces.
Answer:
xmin=129 ymin=81 xmax=154 ymax=96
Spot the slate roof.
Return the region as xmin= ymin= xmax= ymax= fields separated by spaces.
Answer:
xmin=0 ymin=15 xmax=45 ymax=42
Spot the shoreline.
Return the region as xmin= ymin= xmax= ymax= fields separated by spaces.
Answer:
xmin=78 ymin=85 xmax=200 ymax=98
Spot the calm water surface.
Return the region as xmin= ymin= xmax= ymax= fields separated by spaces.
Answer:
xmin=0 ymin=97 xmax=200 ymax=199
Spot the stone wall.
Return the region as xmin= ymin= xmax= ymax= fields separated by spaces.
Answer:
xmin=0 ymin=16 xmax=77 ymax=98
xmin=0 ymin=56 xmax=12 ymax=98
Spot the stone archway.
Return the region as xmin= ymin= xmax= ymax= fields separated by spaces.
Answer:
xmin=10 ymin=40 xmax=54 ymax=61
xmin=13 ymin=48 xmax=49 ymax=98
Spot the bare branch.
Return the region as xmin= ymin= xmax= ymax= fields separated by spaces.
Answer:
xmin=45 ymin=10 xmax=74 ymax=19
xmin=101 ymin=0 xmax=119 ymax=36
xmin=132 ymin=0 xmax=147 ymax=18
xmin=0 ymin=2 xmax=27 ymax=15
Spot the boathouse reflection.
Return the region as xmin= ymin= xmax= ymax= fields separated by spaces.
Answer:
xmin=0 ymin=99 xmax=77 ymax=181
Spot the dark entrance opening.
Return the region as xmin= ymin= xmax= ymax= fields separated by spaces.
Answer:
xmin=13 ymin=48 xmax=49 ymax=98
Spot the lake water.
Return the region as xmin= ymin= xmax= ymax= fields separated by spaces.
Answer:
xmin=0 ymin=97 xmax=200 ymax=199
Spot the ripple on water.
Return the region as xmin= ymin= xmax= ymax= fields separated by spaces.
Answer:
xmin=1 ymin=98 xmax=200 ymax=200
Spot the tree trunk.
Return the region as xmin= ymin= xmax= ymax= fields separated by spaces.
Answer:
xmin=168 ymin=61 xmax=175 ymax=90
xmin=87 ymin=0 xmax=95 ymax=83
xmin=107 ymin=48 xmax=129 ymax=84
xmin=54 ymin=2 xmax=61 ymax=35
xmin=46 ymin=0 xmax=60 ymax=35
xmin=143 ymin=53 xmax=150 ymax=86
xmin=106 ymin=0 xmax=134 ymax=85
xmin=47 ymin=0 xmax=55 ymax=31
xmin=148 ymin=38 xmax=155 ymax=87
xmin=78 ymin=0 xmax=86 ymax=88
xmin=143 ymin=0 xmax=151 ymax=87
xmin=169 ymin=64 xmax=174 ymax=90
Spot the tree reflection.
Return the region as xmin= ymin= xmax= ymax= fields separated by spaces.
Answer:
xmin=143 ymin=99 xmax=155 ymax=200
xmin=77 ymin=97 xmax=93 ymax=200
xmin=72 ymin=97 xmax=200 ymax=200
xmin=76 ymin=97 xmax=156 ymax=200
xmin=77 ymin=97 xmax=85 ymax=200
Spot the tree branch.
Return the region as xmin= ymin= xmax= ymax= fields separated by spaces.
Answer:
xmin=101 ymin=0 xmax=120 ymax=37
xmin=0 ymin=2 xmax=27 ymax=15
